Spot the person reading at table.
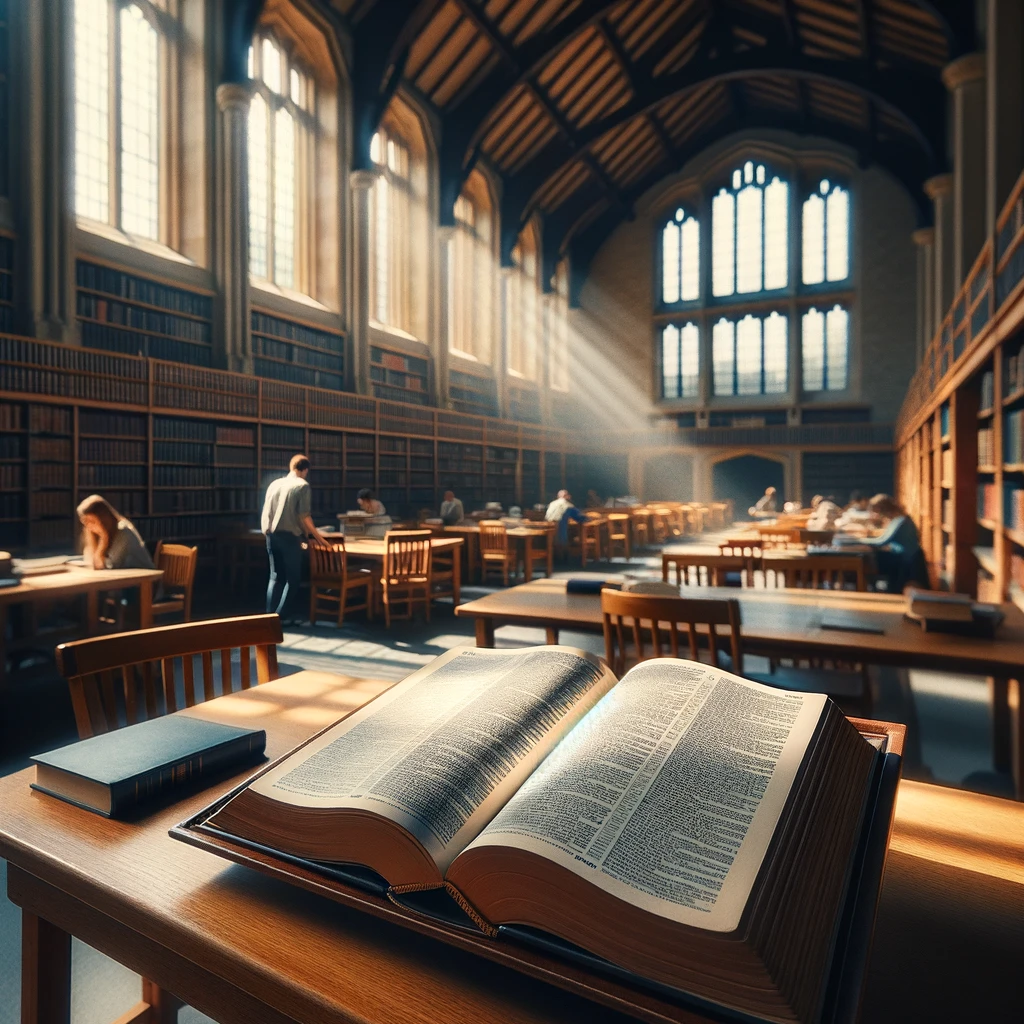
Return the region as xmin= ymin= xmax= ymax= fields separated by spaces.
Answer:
xmin=77 ymin=495 xmax=154 ymax=571
xmin=545 ymin=489 xmax=586 ymax=546
xmin=439 ymin=490 xmax=464 ymax=526
xmin=835 ymin=494 xmax=924 ymax=591
xmin=262 ymin=455 xmax=327 ymax=624
xmin=748 ymin=486 xmax=777 ymax=518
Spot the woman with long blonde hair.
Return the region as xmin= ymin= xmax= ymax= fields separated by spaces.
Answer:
xmin=76 ymin=495 xmax=154 ymax=570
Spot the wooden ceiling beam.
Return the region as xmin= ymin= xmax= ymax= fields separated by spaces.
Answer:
xmin=856 ymin=0 xmax=875 ymax=65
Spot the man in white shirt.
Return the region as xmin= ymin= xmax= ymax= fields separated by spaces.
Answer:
xmin=439 ymin=490 xmax=464 ymax=525
xmin=261 ymin=454 xmax=327 ymax=624
xmin=545 ymin=489 xmax=585 ymax=545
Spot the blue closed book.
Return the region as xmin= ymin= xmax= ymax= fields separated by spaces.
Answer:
xmin=32 ymin=716 xmax=266 ymax=818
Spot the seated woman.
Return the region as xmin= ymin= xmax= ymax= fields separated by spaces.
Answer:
xmin=835 ymin=494 xmax=924 ymax=590
xmin=77 ymin=494 xmax=154 ymax=570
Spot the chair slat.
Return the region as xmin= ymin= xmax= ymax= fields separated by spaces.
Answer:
xmin=161 ymin=657 xmax=177 ymax=713
xmin=240 ymin=646 xmax=251 ymax=689
xmin=141 ymin=661 xmax=158 ymax=719
xmin=182 ymin=655 xmax=196 ymax=707
xmin=201 ymin=650 xmax=215 ymax=701
xmin=220 ymin=649 xmax=233 ymax=693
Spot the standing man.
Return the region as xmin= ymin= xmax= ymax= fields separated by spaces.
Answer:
xmin=261 ymin=454 xmax=327 ymax=624
xmin=439 ymin=489 xmax=464 ymax=525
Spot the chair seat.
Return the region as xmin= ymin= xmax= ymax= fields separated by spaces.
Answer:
xmin=151 ymin=598 xmax=185 ymax=616
xmin=745 ymin=666 xmax=866 ymax=699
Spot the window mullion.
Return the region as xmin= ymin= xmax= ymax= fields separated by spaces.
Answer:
xmin=267 ymin=95 xmax=276 ymax=284
xmin=109 ymin=0 xmax=121 ymax=228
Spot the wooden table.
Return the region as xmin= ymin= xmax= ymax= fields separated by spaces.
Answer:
xmin=0 ymin=564 xmax=164 ymax=684
xmin=345 ymin=535 xmax=464 ymax=605
xmin=442 ymin=524 xmax=554 ymax=584
xmin=3 ymin=671 xmax=1022 ymax=1024
xmin=455 ymin=579 xmax=1024 ymax=796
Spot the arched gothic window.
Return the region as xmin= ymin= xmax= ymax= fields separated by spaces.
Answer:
xmin=662 ymin=322 xmax=700 ymax=399
xmin=508 ymin=225 xmax=540 ymax=381
xmin=247 ymin=33 xmax=315 ymax=291
xmin=74 ymin=0 xmax=163 ymax=239
xmin=661 ymin=206 xmax=700 ymax=304
xmin=802 ymin=179 xmax=850 ymax=285
xmin=801 ymin=305 xmax=849 ymax=391
xmin=712 ymin=312 xmax=788 ymax=396
xmin=550 ymin=260 xmax=570 ymax=391
xmin=449 ymin=171 xmax=494 ymax=363
xmin=712 ymin=160 xmax=788 ymax=297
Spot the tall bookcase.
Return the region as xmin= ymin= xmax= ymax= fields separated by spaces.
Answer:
xmin=76 ymin=260 xmax=214 ymax=367
xmin=370 ymin=345 xmax=430 ymax=405
xmin=251 ymin=309 xmax=345 ymax=390
xmin=450 ymin=366 xmax=498 ymax=417
xmin=897 ymin=169 xmax=1024 ymax=608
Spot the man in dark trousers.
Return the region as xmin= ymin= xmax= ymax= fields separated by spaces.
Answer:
xmin=261 ymin=454 xmax=327 ymax=624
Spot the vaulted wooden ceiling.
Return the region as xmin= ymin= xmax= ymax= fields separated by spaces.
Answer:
xmin=290 ymin=1 xmax=973 ymax=282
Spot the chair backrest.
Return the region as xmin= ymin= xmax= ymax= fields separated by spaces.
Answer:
xmin=309 ymin=537 xmax=347 ymax=579
xmin=719 ymin=539 xmax=763 ymax=558
xmin=479 ymin=520 xmax=508 ymax=555
xmin=55 ymin=614 xmax=283 ymax=738
xmin=601 ymin=590 xmax=743 ymax=677
xmin=762 ymin=553 xmax=866 ymax=591
xmin=663 ymin=552 xmax=749 ymax=587
xmin=154 ymin=542 xmax=198 ymax=593
xmin=383 ymin=529 xmax=432 ymax=581
xmin=607 ymin=513 xmax=629 ymax=537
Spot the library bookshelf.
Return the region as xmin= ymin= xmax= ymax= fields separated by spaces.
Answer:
xmin=896 ymin=169 xmax=1024 ymax=608
xmin=0 ymin=233 xmax=13 ymax=335
xmin=0 ymin=334 xmax=581 ymax=559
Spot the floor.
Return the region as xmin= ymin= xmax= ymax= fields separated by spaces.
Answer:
xmin=0 ymin=539 xmax=1010 ymax=1024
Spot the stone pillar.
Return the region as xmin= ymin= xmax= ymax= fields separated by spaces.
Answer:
xmin=924 ymin=174 xmax=954 ymax=329
xmin=436 ymin=224 xmax=454 ymax=409
xmin=215 ymin=83 xmax=252 ymax=374
xmin=348 ymin=169 xmax=376 ymax=396
xmin=986 ymin=0 xmax=1024 ymax=233
xmin=13 ymin=0 xmax=74 ymax=340
xmin=498 ymin=266 xmax=514 ymax=419
xmin=912 ymin=228 xmax=936 ymax=361
xmin=942 ymin=53 xmax=987 ymax=289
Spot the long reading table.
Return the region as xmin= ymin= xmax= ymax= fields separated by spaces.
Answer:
xmin=2 ymin=671 xmax=1021 ymax=1024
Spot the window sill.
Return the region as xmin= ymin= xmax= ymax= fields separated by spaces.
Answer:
xmin=449 ymin=351 xmax=494 ymax=374
xmin=250 ymin=280 xmax=341 ymax=329
xmin=368 ymin=321 xmax=428 ymax=354
xmin=75 ymin=220 xmax=214 ymax=291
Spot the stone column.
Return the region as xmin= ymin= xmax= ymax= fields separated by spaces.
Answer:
xmin=942 ymin=53 xmax=987 ymax=289
xmin=912 ymin=227 xmax=936 ymax=362
xmin=348 ymin=169 xmax=376 ymax=396
xmin=13 ymin=0 xmax=74 ymax=340
xmin=215 ymin=83 xmax=252 ymax=374
xmin=986 ymin=0 xmax=1024 ymax=233
xmin=435 ymin=224 xmax=454 ymax=408
xmin=497 ymin=266 xmax=514 ymax=419
xmin=924 ymin=174 xmax=954 ymax=329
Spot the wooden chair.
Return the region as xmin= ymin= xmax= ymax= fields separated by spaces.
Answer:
xmin=430 ymin=541 xmax=459 ymax=603
xmin=519 ymin=523 xmax=554 ymax=580
xmin=762 ymin=553 xmax=866 ymax=591
xmin=54 ymin=613 xmax=282 ymax=1024
xmin=631 ymin=508 xmax=651 ymax=548
xmin=757 ymin=526 xmax=800 ymax=550
xmin=662 ymin=552 xmax=751 ymax=587
xmin=380 ymin=530 xmax=432 ymax=627
xmin=799 ymin=529 xmax=835 ymax=547
xmin=580 ymin=518 xmax=603 ymax=566
xmin=606 ymin=513 xmax=631 ymax=560
xmin=55 ymin=613 xmax=282 ymax=740
xmin=601 ymin=590 xmax=743 ymax=677
xmin=719 ymin=538 xmax=763 ymax=558
xmin=309 ymin=538 xmax=373 ymax=626
xmin=479 ymin=520 xmax=516 ymax=585
xmin=152 ymin=542 xmax=198 ymax=622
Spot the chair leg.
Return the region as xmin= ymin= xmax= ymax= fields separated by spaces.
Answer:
xmin=384 ymin=588 xmax=391 ymax=628
xmin=337 ymin=587 xmax=345 ymax=627
xmin=310 ymin=585 xmax=317 ymax=626
xmin=424 ymin=585 xmax=431 ymax=622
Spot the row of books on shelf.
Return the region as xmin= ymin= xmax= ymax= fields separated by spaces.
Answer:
xmin=153 ymin=490 xmax=255 ymax=514
xmin=976 ymin=483 xmax=1024 ymax=528
xmin=81 ymin=322 xmax=213 ymax=367
xmin=80 ymin=411 xmax=146 ymax=436
xmin=941 ymin=448 xmax=953 ymax=481
xmin=1005 ymin=410 xmax=1024 ymax=463
xmin=76 ymin=262 xmax=213 ymax=319
xmin=0 ymin=494 xmax=23 ymax=518
xmin=942 ymin=497 xmax=952 ymax=531
xmin=32 ymin=464 xmax=69 ymax=489
xmin=29 ymin=406 xmax=72 ymax=434
xmin=252 ymin=336 xmax=343 ymax=372
xmin=1009 ymin=487 xmax=1024 ymax=531
xmin=254 ymin=358 xmax=343 ymax=391
xmin=0 ymin=435 xmax=22 ymax=459
xmin=0 ymin=464 xmax=21 ymax=489
xmin=81 ymin=439 xmax=146 ymax=463
xmin=30 ymin=438 xmax=71 ymax=462
xmin=33 ymin=492 xmax=73 ymax=517
xmin=978 ymin=426 xmax=995 ymax=465
xmin=1007 ymin=350 xmax=1024 ymax=396
xmin=77 ymin=294 xmax=212 ymax=343
xmin=980 ymin=369 xmax=995 ymax=411
xmin=0 ymin=403 xmax=21 ymax=432
xmin=90 ymin=490 xmax=146 ymax=517
xmin=251 ymin=312 xmax=343 ymax=353
xmin=80 ymin=465 xmax=146 ymax=487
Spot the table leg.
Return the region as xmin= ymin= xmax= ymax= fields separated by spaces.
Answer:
xmin=545 ymin=627 xmax=559 ymax=645
xmin=142 ymin=978 xmax=184 ymax=1024
xmin=21 ymin=911 xmax=71 ymax=1024
xmin=475 ymin=617 xmax=495 ymax=648
xmin=452 ymin=548 xmax=461 ymax=606
xmin=1011 ymin=677 xmax=1022 ymax=800
xmin=139 ymin=580 xmax=154 ymax=628
xmin=524 ymin=536 xmax=534 ymax=584
xmin=85 ymin=590 xmax=98 ymax=634
xmin=546 ymin=532 xmax=553 ymax=578
xmin=991 ymin=675 xmax=1011 ymax=775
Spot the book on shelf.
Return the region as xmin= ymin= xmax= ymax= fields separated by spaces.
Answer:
xmin=980 ymin=369 xmax=995 ymax=411
xmin=177 ymin=645 xmax=904 ymax=1024
xmin=1006 ymin=410 xmax=1024 ymax=464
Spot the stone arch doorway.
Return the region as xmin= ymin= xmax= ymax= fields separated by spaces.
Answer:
xmin=712 ymin=454 xmax=785 ymax=520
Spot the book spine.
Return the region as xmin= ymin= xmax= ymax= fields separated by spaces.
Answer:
xmin=110 ymin=732 xmax=266 ymax=815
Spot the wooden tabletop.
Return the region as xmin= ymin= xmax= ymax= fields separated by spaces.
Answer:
xmin=343 ymin=536 xmax=464 ymax=558
xmin=454 ymin=579 xmax=1024 ymax=675
xmin=0 ymin=564 xmax=164 ymax=605
xmin=2 ymin=670 xmax=1021 ymax=1024
xmin=443 ymin=524 xmax=554 ymax=537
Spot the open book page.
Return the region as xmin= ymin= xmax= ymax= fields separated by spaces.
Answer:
xmin=461 ymin=660 xmax=826 ymax=932
xmin=245 ymin=646 xmax=617 ymax=872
